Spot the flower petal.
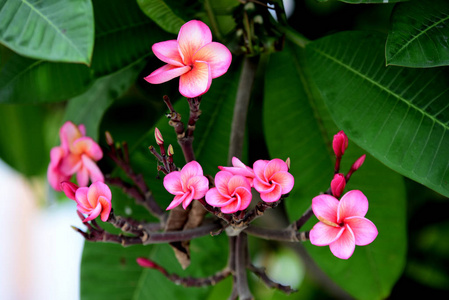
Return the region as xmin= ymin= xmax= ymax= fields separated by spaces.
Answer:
xmin=228 ymin=175 xmax=250 ymax=194
xmin=152 ymin=40 xmax=184 ymax=67
xmin=71 ymin=137 xmax=103 ymax=160
xmin=221 ymin=194 xmax=241 ymax=214
xmin=180 ymin=161 xmax=204 ymax=185
xmin=179 ymin=61 xmax=211 ymax=98
xmin=253 ymin=177 xmax=275 ymax=194
xmin=177 ymin=20 xmax=212 ymax=66
xmin=345 ymin=216 xmax=378 ymax=246
xmin=163 ymin=171 xmax=183 ymax=195
xmin=49 ymin=146 xmax=65 ymax=168
xmin=264 ymin=159 xmax=288 ymax=180
xmin=186 ymin=175 xmax=209 ymax=199
xmin=233 ymin=186 xmax=252 ymax=211
xmin=88 ymin=182 xmax=112 ymax=204
xmin=181 ymin=191 xmax=195 ymax=210
xmin=75 ymin=187 xmax=91 ymax=209
xmin=82 ymin=155 xmax=104 ymax=183
xmin=312 ymin=194 xmax=339 ymax=224
xmin=252 ymin=160 xmax=269 ymax=182
xmin=83 ymin=202 xmax=102 ymax=222
xmin=60 ymin=121 xmax=83 ymax=151
xmin=166 ymin=193 xmax=189 ymax=210
xmin=145 ymin=64 xmax=190 ymax=84
xmin=99 ymin=195 xmax=112 ymax=222
xmin=47 ymin=165 xmax=70 ymax=191
xmin=329 ymin=226 xmax=356 ymax=259
xmin=214 ymin=171 xmax=234 ymax=197
xmin=338 ymin=190 xmax=369 ymax=222
xmin=309 ymin=222 xmax=344 ymax=246
xmin=205 ymin=187 xmax=233 ymax=207
xmin=193 ymin=42 xmax=232 ymax=78
xmin=270 ymin=171 xmax=294 ymax=194
xmin=60 ymin=153 xmax=82 ymax=176
xmin=76 ymin=166 xmax=89 ymax=187
xmin=259 ymin=183 xmax=282 ymax=203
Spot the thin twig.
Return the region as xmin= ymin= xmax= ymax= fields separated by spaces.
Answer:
xmin=248 ymin=264 xmax=296 ymax=294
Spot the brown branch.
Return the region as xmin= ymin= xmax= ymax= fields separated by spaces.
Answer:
xmin=248 ymin=264 xmax=296 ymax=294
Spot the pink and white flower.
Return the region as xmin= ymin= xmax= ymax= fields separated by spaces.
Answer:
xmin=163 ymin=161 xmax=209 ymax=210
xmin=145 ymin=20 xmax=232 ymax=98
xmin=309 ymin=190 xmax=378 ymax=259
xmin=73 ymin=181 xmax=112 ymax=222
xmin=47 ymin=121 xmax=104 ymax=191
xmin=218 ymin=157 xmax=255 ymax=186
xmin=205 ymin=171 xmax=252 ymax=214
xmin=252 ymin=159 xmax=294 ymax=203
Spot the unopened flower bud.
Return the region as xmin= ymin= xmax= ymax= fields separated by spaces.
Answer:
xmin=154 ymin=128 xmax=164 ymax=146
xmin=105 ymin=131 xmax=114 ymax=146
xmin=352 ymin=154 xmax=366 ymax=171
xmin=285 ymin=157 xmax=291 ymax=170
xmin=167 ymin=144 xmax=174 ymax=156
xmin=136 ymin=257 xmax=168 ymax=275
xmin=60 ymin=181 xmax=79 ymax=200
xmin=330 ymin=173 xmax=346 ymax=198
xmin=332 ymin=131 xmax=348 ymax=158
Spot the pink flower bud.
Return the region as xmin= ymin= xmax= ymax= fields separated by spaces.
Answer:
xmin=105 ymin=131 xmax=114 ymax=146
xmin=352 ymin=154 xmax=366 ymax=171
xmin=136 ymin=257 xmax=158 ymax=269
xmin=167 ymin=144 xmax=174 ymax=156
xmin=330 ymin=173 xmax=345 ymax=198
xmin=60 ymin=181 xmax=79 ymax=200
xmin=154 ymin=128 xmax=164 ymax=145
xmin=332 ymin=131 xmax=348 ymax=158
xmin=285 ymin=157 xmax=291 ymax=170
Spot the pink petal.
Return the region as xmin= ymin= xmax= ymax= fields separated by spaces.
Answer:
xmin=81 ymin=155 xmax=104 ymax=183
xmin=338 ymin=190 xmax=368 ymax=222
xmin=264 ymin=159 xmax=288 ymax=180
xmin=78 ymin=124 xmax=86 ymax=136
xmin=60 ymin=121 xmax=83 ymax=151
xmin=76 ymin=166 xmax=89 ymax=187
xmin=75 ymin=187 xmax=91 ymax=209
xmin=259 ymin=183 xmax=282 ymax=203
xmin=180 ymin=161 xmax=204 ymax=186
xmin=227 ymin=175 xmax=250 ymax=194
xmin=233 ymin=186 xmax=252 ymax=211
xmin=145 ymin=64 xmax=190 ymax=84
xmin=181 ymin=191 xmax=195 ymax=210
xmin=214 ymin=171 xmax=234 ymax=196
xmin=345 ymin=216 xmax=378 ymax=246
xmin=186 ymin=175 xmax=209 ymax=199
xmin=193 ymin=42 xmax=232 ymax=78
xmin=163 ymin=171 xmax=183 ymax=195
xmin=99 ymin=195 xmax=112 ymax=222
xmin=221 ymin=194 xmax=241 ymax=214
xmin=312 ymin=194 xmax=339 ymax=224
xmin=152 ymin=40 xmax=184 ymax=67
xmin=47 ymin=165 xmax=70 ymax=191
xmin=71 ymin=137 xmax=103 ymax=160
xmin=309 ymin=222 xmax=344 ymax=246
xmin=329 ymin=226 xmax=356 ymax=259
xmin=166 ymin=193 xmax=189 ymax=210
xmin=87 ymin=182 xmax=112 ymax=208
xmin=60 ymin=154 xmax=82 ymax=176
xmin=253 ymin=177 xmax=275 ymax=194
xmin=49 ymin=146 xmax=65 ymax=168
xmin=270 ymin=171 xmax=294 ymax=194
xmin=177 ymin=20 xmax=212 ymax=66
xmin=179 ymin=61 xmax=211 ymax=98
xmin=252 ymin=160 xmax=269 ymax=182
xmin=205 ymin=187 xmax=233 ymax=207
xmin=60 ymin=181 xmax=78 ymax=200
xmin=83 ymin=202 xmax=102 ymax=222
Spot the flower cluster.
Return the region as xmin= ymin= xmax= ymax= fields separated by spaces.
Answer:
xmin=163 ymin=157 xmax=294 ymax=214
xmin=61 ymin=181 xmax=112 ymax=222
xmin=47 ymin=121 xmax=103 ymax=191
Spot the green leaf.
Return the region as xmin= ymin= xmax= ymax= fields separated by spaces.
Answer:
xmin=305 ymin=31 xmax=449 ymax=198
xmin=339 ymin=0 xmax=407 ymax=3
xmin=386 ymin=0 xmax=449 ymax=67
xmin=264 ymin=42 xmax=406 ymax=300
xmin=137 ymin=0 xmax=186 ymax=34
xmin=91 ymin=0 xmax=172 ymax=77
xmin=0 ymin=0 xmax=94 ymax=64
xmin=0 ymin=53 xmax=92 ymax=104
xmin=64 ymin=62 xmax=144 ymax=141
xmin=0 ymin=104 xmax=63 ymax=176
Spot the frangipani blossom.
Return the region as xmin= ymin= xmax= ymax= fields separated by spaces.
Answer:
xmin=47 ymin=121 xmax=104 ymax=191
xmin=218 ymin=157 xmax=255 ymax=186
xmin=145 ymin=20 xmax=232 ymax=98
xmin=205 ymin=171 xmax=252 ymax=214
xmin=253 ymin=159 xmax=294 ymax=203
xmin=309 ymin=190 xmax=378 ymax=259
xmin=163 ymin=161 xmax=209 ymax=210
xmin=73 ymin=181 xmax=112 ymax=222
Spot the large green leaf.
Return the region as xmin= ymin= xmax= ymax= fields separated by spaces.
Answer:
xmin=305 ymin=31 xmax=449 ymax=198
xmin=0 ymin=0 xmax=94 ymax=64
xmin=386 ymin=0 xmax=449 ymax=67
xmin=137 ymin=0 xmax=186 ymax=34
xmin=0 ymin=53 xmax=92 ymax=104
xmin=339 ymin=0 xmax=407 ymax=3
xmin=264 ymin=42 xmax=406 ymax=300
xmin=64 ymin=62 xmax=144 ymax=141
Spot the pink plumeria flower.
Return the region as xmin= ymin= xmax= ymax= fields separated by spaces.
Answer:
xmin=218 ymin=157 xmax=255 ymax=186
xmin=144 ymin=20 xmax=232 ymax=98
xmin=253 ymin=159 xmax=294 ymax=203
xmin=47 ymin=146 xmax=71 ymax=191
xmin=205 ymin=171 xmax=252 ymax=214
xmin=74 ymin=181 xmax=112 ymax=222
xmin=163 ymin=161 xmax=209 ymax=210
xmin=309 ymin=190 xmax=378 ymax=260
